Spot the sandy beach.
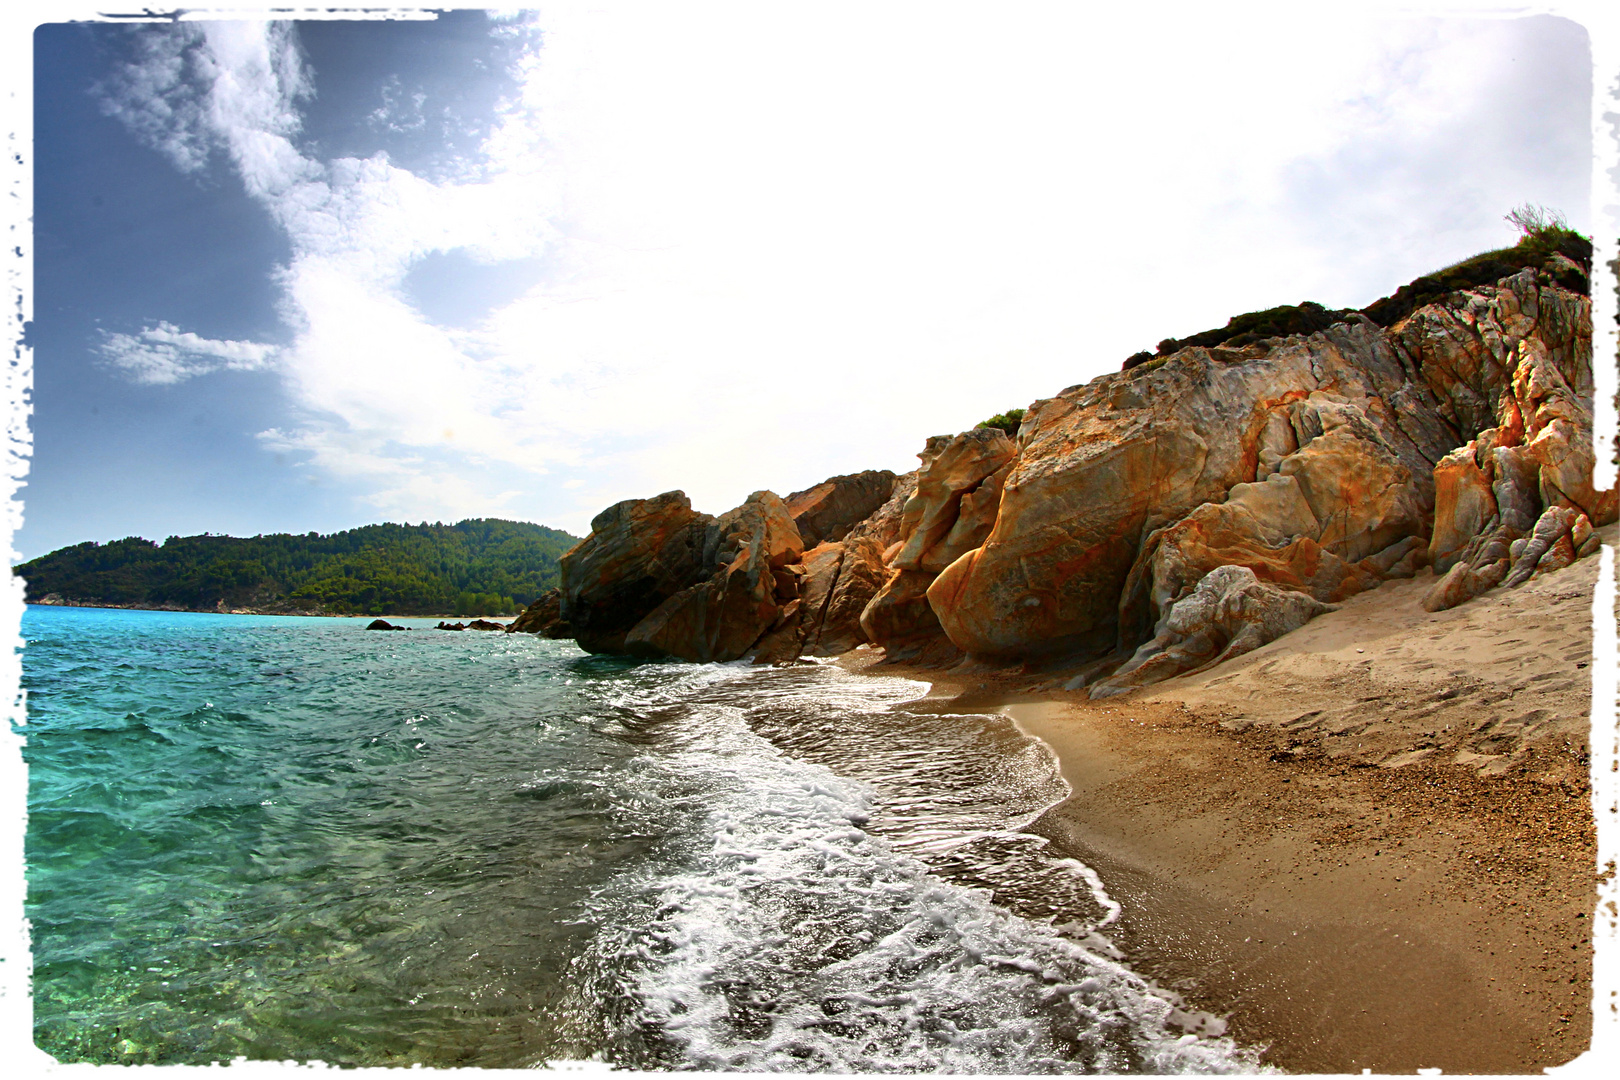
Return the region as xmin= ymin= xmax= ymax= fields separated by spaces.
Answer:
xmin=845 ymin=528 xmax=1611 ymax=1073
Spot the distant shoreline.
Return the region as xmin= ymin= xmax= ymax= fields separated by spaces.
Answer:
xmin=24 ymin=599 xmax=513 ymax=623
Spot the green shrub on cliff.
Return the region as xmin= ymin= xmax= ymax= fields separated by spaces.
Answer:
xmin=1147 ymin=300 xmax=1357 ymax=360
xmin=1124 ymin=208 xmax=1591 ymax=367
xmin=1360 ymin=214 xmax=1590 ymax=327
xmin=977 ymin=408 xmax=1025 ymax=436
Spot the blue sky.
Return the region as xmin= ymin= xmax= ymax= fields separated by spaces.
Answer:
xmin=9 ymin=5 xmax=1604 ymax=561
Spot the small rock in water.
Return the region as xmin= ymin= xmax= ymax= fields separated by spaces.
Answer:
xmin=366 ymin=619 xmax=405 ymax=631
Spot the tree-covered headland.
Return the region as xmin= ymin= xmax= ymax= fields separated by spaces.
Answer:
xmin=15 ymin=519 xmax=579 ymax=617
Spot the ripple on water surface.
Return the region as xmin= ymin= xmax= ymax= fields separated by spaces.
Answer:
xmin=22 ymin=606 xmax=1260 ymax=1072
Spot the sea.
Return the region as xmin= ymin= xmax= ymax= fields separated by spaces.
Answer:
xmin=19 ymin=604 xmax=1263 ymax=1072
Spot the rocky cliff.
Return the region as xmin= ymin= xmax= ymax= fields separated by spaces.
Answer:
xmin=513 ymin=249 xmax=1609 ymax=695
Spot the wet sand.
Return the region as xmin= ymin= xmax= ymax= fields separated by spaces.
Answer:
xmin=842 ymin=532 xmax=1609 ymax=1073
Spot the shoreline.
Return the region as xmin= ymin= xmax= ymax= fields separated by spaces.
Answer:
xmin=24 ymin=601 xmax=513 ymax=623
xmin=839 ymin=541 xmax=1604 ymax=1073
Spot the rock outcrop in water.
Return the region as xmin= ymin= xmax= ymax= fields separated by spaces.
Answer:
xmin=549 ymin=474 xmax=900 ymax=663
xmin=507 ymin=588 xmax=571 ymax=637
xmin=547 ymin=253 xmax=1608 ymax=690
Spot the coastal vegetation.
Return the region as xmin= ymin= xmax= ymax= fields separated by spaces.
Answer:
xmin=976 ymin=408 xmax=1025 ymax=436
xmin=15 ymin=518 xmax=579 ymax=616
xmin=1126 ymin=206 xmax=1592 ymax=368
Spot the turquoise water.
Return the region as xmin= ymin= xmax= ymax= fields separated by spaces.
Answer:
xmin=21 ymin=605 xmax=1259 ymax=1071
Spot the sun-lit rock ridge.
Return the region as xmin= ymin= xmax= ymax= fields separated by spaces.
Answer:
xmin=524 ymin=259 xmax=1607 ymax=692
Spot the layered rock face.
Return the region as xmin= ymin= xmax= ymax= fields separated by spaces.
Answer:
xmin=625 ymin=491 xmax=804 ymax=662
xmin=557 ymin=491 xmax=712 ymax=654
xmin=550 ymin=265 xmax=1605 ymax=690
xmin=784 ymin=470 xmax=898 ymax=547
xmin=1089 ymin=566 xmax=1338 ymax=698
xmin=556 ymin=472 xmax=900 ymax=664
xmin=923 ymin=270 xmax=1604 ymax=687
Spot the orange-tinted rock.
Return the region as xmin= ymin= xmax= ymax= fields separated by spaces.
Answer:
xmin=1274 ymin=407 xmax=1428 ymax=564
xmin=754 ymin=534 xmax=893 ymax=660
xmin=1422 ymin=557 xmax=1509 ymax=613
xmin=1503 ymin=505 xmax=1578 ymax=588
xmin=1429 ymin=445 xmax=1497 ymax=573
xmin=784 ymin=470 xmax=898 ymax=547
xmin=703 ymin=490 xmax=805 ymax=574
xmin=815 ymin=536 xmax=888 ymax=656
xmin=1399 ymin=271 xmax=1612 ymax=555
xmin=929 ymin=460 xmax=1013 ymax=574
xmin=844 ymin=471 xmax=918 ymax=551
xmin=861 ymin=569 xmax=962 ymax=665
xmin=624 ymin=491 xmax=803 ymax=662
xmin=932 ymin=272 xmax=1598 ymax=655
xmin=891 ymin=428 xmax=1017 ymax=573
xmin=790 ymin=541 xmax=845 ymax=653
xmin=1570 ymin=513 xmax=1594 ymax=553
xmin=560 ymin=490 xmax=712 ymax=654
xmin=1127 ymin=471 xmax=1381 ymax=635
xmin=1534 ymin=533 xmax=1577 ymax=576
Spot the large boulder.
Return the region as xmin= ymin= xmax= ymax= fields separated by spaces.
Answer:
xmin=928 ymin=324 xmax=1423 ymax=660
xmin=559 ymin=491 xmax=712 ymax=653
xmin=844 ymin=470 xmax=917 ymax=554
xmin=623 ymin=491 xmax=804 ymax=662
xmin=814 ymin=535 xmax=889 ymax=655
xmin=856 ymin=430 xmax=1014 ymax=663
xmin=750 ymin=533 xmax=891 ymax=663
xmin=784 ymin=470 xmax=898 ymax=547
xmin=1429 ymin=445 xmax=1498 ymax=573
xmin=1111 ymin=395 xmax=1426 ymax=645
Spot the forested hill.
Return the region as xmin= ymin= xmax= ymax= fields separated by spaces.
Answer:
xmin=15 ymin=519 xmax=580 ymax=617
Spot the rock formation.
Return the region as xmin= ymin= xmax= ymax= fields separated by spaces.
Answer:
xmin=545 ymin=255 xmax=1607 ymax=690
xmin=507 ymin=588 xmax=571 ymax=637
xmin=557 ymin=491 xmax=713 ymax=654
xmin=1089 ymin=566 xmax=1338 ymax=698
xmin=624 ymin=491 xmax=804 ymax=662
xmin=551 ymin=470 xmax=906 ymax=664
xmin=784 ymin=470 xmax=898 ymax=547
xmin=924 ymin=268 xmax=1604 ymax=691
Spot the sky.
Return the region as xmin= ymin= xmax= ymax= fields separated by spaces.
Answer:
xmin=6 ymin=3 xmax=1610 ymax=560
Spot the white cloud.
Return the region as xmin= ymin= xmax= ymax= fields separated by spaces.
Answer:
xmin=97 ymin=6 xmax=1597 ymax=533
xmin=99 ymin=322 xmax=280 ymax=385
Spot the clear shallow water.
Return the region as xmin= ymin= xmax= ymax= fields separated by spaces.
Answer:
xmin=21 ymin=605 xmax=1259 ymax=1071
